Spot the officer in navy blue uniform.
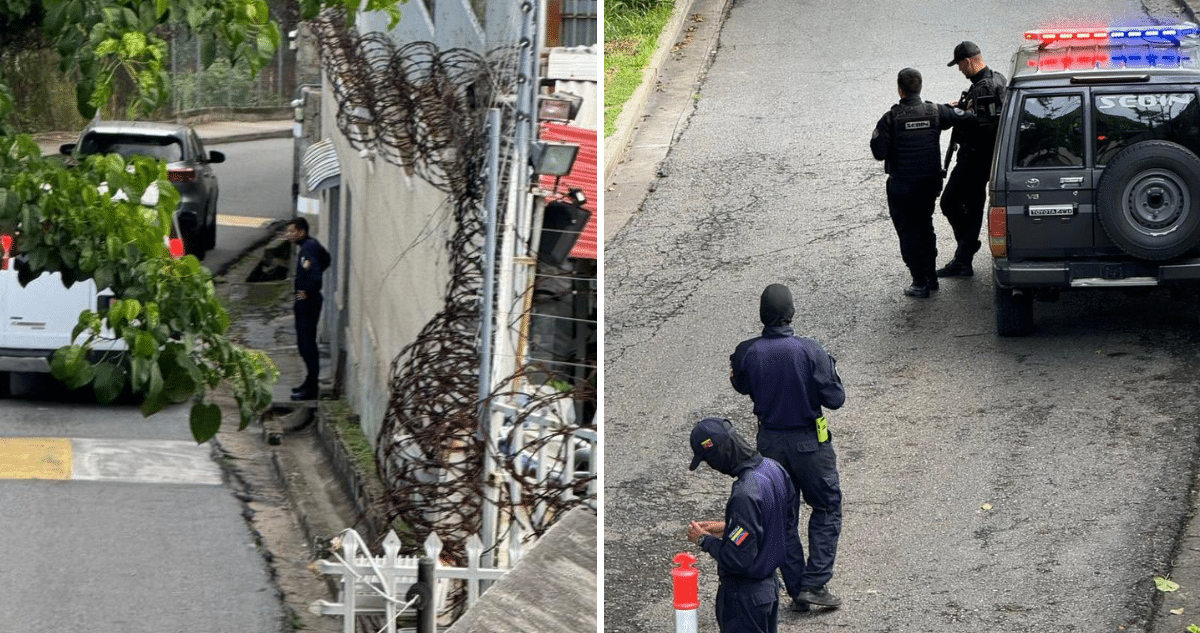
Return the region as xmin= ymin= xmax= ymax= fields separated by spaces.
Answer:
xmin=285 ymin=217 xmax=329 ymax=401
xmin=937 ymin=42 xmax=1007 ymax=278
xmin=730 ymin=284 xmax=845 ymax=612
xmin=687 ymin=417 xmax=799 ymax=633
xmin=871 ymin=67 xmax=976 ymax=298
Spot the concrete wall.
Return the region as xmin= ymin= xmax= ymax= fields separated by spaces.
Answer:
xmin=311 ymin=3 xmax=532 ymax=443
xmin=315 ymin=84 xmax=452 ymax=443
xmin=444 ymin=507 xmax=597 ymax=633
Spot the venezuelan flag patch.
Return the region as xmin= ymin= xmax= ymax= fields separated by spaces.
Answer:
xmin=729 ymin=525 xmax=749 ymax=546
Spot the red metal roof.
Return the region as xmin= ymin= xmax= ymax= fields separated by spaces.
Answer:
xmin=538 ymin=122 xmax=598 ymax=260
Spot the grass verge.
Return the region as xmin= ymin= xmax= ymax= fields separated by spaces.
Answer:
xmin=604 ymin=0 xmax=676 ymax=138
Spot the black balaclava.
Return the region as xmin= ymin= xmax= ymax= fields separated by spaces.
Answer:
xmin=690 ymin=418 xmax=758 ymax=476
xmin=759 ymin=283 xmax=795 ymax=327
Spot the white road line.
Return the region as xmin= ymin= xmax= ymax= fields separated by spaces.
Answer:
xmin=71 ymin=438 xmax=224 ymax=486
xmin=218 ymin=214 xmax=275 ymax=228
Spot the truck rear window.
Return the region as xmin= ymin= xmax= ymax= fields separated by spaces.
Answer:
xmin=1014 ymin=95 xmax=1084 ymax=168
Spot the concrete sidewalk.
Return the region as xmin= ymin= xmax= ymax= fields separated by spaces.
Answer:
xmin=603 ymin=0 xmax=732 ymax=243
xmin=32 ymin=118 xmax=294 ymax=156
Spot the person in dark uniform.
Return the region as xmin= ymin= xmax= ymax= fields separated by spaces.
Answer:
xmin=729 ymin=283 xmax=846 ymax=612
xmin=871 ymin=67 xmax=976 ymax=298
xmin=937 ymin=41 xmax=1008 ymax=278
xmin=285 ymin=217 xmax=329 ymax=401
xmin=687 ymin=416 xmax=799 ymax=633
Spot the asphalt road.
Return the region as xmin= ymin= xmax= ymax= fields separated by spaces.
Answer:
xmin=206 ymin=136 xmax=295 ymax=274
xmin=0 ymin=136 xmax=295 ymax=631
xmin=0 ymin=399 xmax=285 ymax=633
xmin=603 ymin=1 xmax=1200 ymax=632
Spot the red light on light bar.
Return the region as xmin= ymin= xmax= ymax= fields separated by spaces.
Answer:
xmin=1026 ymin=28 xmax=1110 ymax=42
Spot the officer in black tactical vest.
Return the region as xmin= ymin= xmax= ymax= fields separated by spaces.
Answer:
xmin=871 ymin=68 xmax=975 ymax=298
xmin=937 ymin=41 xmax=1008 ymax=279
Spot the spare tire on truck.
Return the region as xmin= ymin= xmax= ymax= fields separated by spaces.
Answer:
xmin=1096 ymin=140 xmax=1200 ymax=260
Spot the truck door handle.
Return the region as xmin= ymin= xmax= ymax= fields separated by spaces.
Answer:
xmin=1060 ymin=177 xmax=1084 ymax=187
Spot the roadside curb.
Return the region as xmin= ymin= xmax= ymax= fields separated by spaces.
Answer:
xmin=603 ymin=0 xmax=698 ymax=181
xmin=603 ymin=0 xmax=732 ymax=242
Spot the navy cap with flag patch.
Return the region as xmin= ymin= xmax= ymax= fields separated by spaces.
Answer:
xmin=689 ymin=417 xmax=733 ymax=471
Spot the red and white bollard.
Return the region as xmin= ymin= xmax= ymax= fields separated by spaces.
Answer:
xmin=672 ymin=552 xmax=699 ymax=633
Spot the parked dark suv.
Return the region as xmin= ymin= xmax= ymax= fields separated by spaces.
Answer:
xmin=61 ymin=121 xmax=223 ymax=259
xmin=990 ymin=24 xmax=1200 ymax=335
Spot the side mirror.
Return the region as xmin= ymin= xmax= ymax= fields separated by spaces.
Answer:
xmin=208 ymin=150 xmax=226 ymax=164
xmin=59 ymin=143 xmax=76 ymax=155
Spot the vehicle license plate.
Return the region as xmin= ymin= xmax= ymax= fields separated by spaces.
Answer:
xmin=1028 ymin=204 xmax=1075 ymax=217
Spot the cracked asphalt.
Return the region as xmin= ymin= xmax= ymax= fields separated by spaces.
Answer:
xmin=603 ymin=0 xmax=1200 ymax=631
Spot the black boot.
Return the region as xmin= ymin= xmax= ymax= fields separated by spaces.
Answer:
xmin=904 ymin=283 xmax=930 ymax=298
xmin=935 ymin=259 xmax=974 ymax=277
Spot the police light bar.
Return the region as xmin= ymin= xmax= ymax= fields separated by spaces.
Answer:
xmin=1024 ymin=24 xmax=1199 ymax=42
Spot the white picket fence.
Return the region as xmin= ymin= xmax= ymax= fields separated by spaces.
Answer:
xmin=311 ymin=525 xmax=525 ymax=633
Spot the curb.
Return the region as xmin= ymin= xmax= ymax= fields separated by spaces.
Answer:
xmin=311 ymin=407 xmax=390 ymax=544
xmin=601 ymin=0 xmax=731 ymax=242
xmin=603 ymin=0 xmax=699 ymax=181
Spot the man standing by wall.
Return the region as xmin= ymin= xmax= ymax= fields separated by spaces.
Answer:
xmin=937 ymin=41 xmax=1008 ymax=278
xmin=286 ymin=217 xmax=329 ymax=401
xmin=730 ymin=283 xmax=846 ymax=611
xmin=687 ymin=417 xmax=798 ymax=633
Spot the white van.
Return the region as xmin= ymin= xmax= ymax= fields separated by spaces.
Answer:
xmin=0 ymin=182 xmax=183 ymax=391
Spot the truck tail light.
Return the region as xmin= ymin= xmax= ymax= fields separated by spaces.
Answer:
xmin=989 ymin=206 xmax=1008 ymax=257
xmin=168 ymin=168 xmax=196 ymax=183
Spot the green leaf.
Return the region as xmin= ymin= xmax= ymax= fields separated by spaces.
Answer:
xmin=159 ymin=346 xmax=198 ymax=403
xmin=52 ymin=344 xmax=96 ymax=389
xmin=122 ymin=298 xmax=142 ymax=323
xmin=93 ymin=362 xmax=127 ymax=403
xmin=189 ymin=402 xmax=222 ymax=443
xmin=139 ymin=360 xmax=167 ymax=416
xmin=1186 ymin=624 xmax=1199 ymax=633
xmin=50 ymin=345 xmax=86 ymax=381
xmin=74 ymin=81 xmax=97 ymax=120
xmin=1155 ymin=576 xmax=1180 ymax=593
xmin=121 ymin=31 xmax=147 ymax=58
xmin=96 ymin=38 xmax=120 ymax=57
xmin=134 ymin=331 xmax=157 ymax=358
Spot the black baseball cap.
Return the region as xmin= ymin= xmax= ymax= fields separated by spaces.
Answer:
xmin=948 ymin=41 xmax=982 ymax=66
xmin=689 ymin=417 xmax=733 ymax=471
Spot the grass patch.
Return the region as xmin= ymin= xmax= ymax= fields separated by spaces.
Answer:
xmin=604 ymin=0 xmax=676 ymax=138
xmin=322 ymin=398 xmax=377 ymax=477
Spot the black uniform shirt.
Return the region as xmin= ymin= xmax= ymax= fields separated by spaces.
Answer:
xmin=957 ymin=66 xmax=1008 ymax=161
xmin=871 ymin=96 xmax=975 ymax=179
xmin=295 ymin=236 xmax=328 ymax=295
xmin=698 ymin=455 xmax=798 ymax=582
